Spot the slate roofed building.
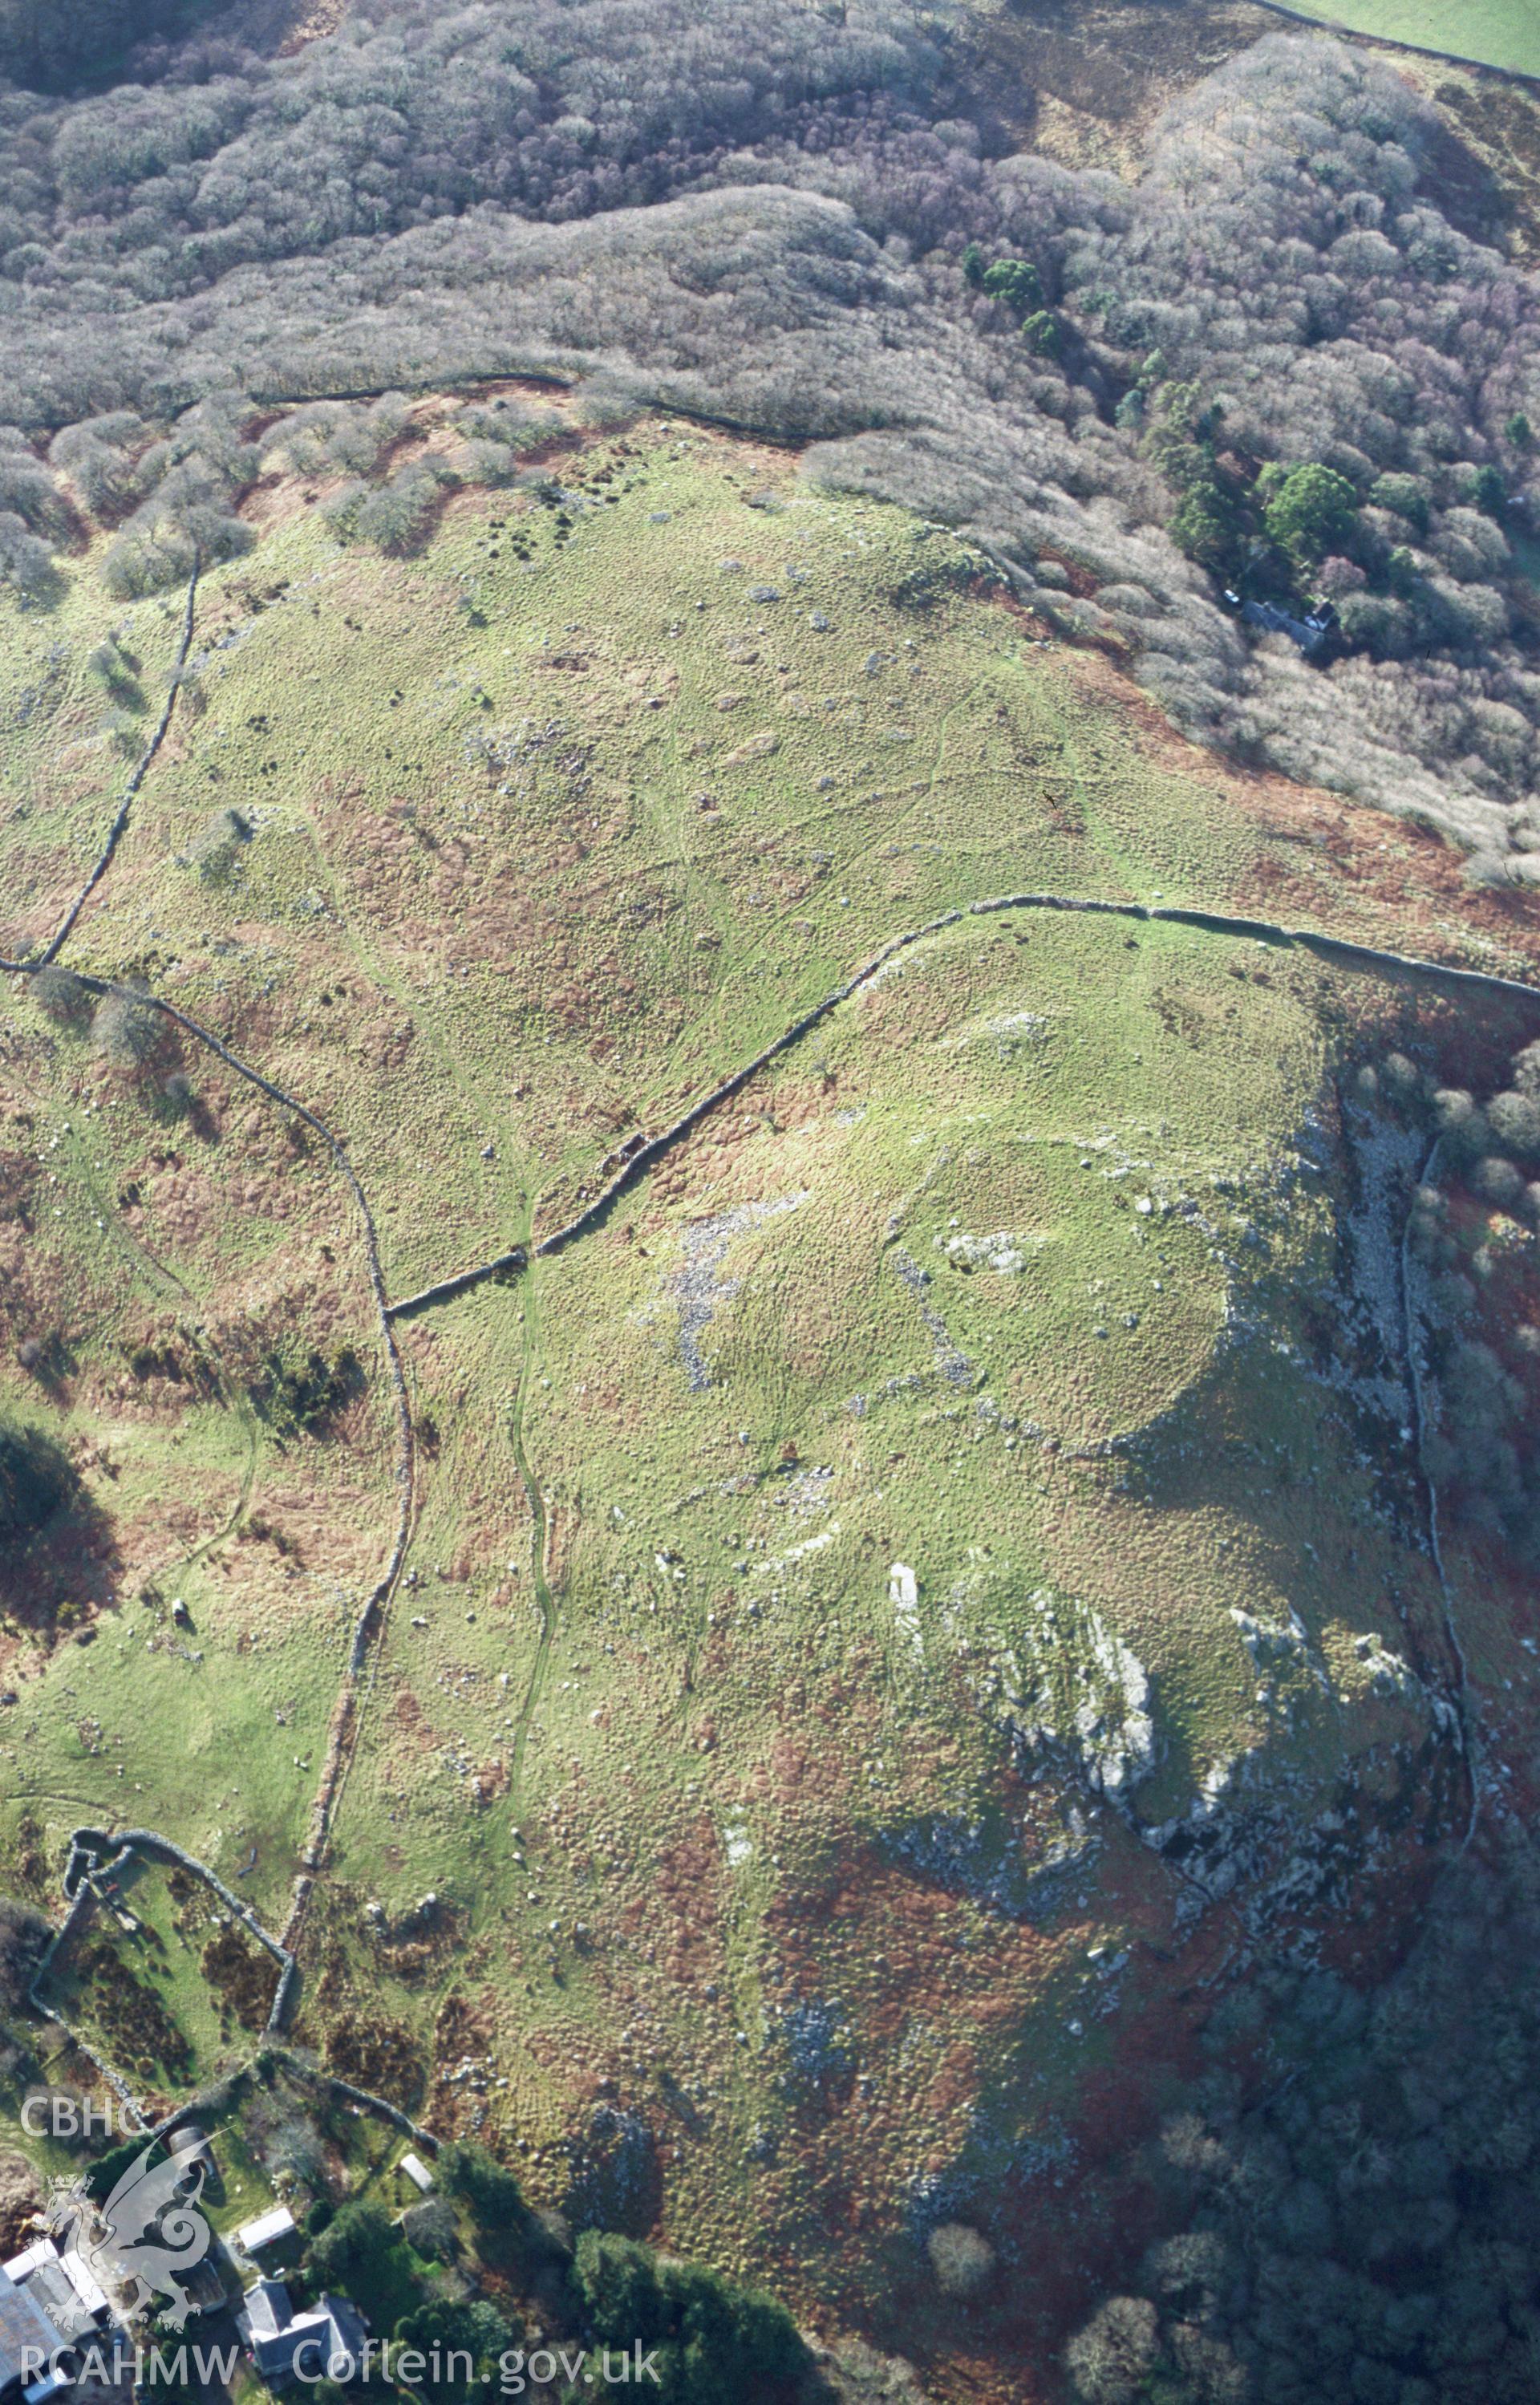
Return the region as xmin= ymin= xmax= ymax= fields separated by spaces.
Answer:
xmin=0 ymin=2252 xmax=95 ymax=2350
xmin=0 ymin=2232 xmax=116 ymax=2401
xmin=237 ymin=2279 xmax=367 ymax=2390
xmin=0 ymin=2263 xmax=78 ymax=2405
xmin=1227 ymin=593 xmax=1339 ymax=656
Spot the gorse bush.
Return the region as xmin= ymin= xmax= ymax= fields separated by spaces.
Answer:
xmin=83 ymin=2133 xmax=157 ymax=2204
xmin=248 ymin=1341 xmax=364 ymax=1439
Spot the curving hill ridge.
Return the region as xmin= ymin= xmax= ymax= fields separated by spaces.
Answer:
xmin=3 ymin=397 xmax=1540 ymax=2390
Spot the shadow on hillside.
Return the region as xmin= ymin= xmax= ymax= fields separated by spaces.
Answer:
xmin=0 ymin=1417 xmax=118 ymax=1635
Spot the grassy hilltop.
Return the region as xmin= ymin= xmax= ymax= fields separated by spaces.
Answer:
xmin=2 ymin=399 xmax=1538 ymax=2387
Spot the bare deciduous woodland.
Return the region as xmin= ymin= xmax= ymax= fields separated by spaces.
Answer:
xmin=2 ymin=9 xmax=1540 ymax=852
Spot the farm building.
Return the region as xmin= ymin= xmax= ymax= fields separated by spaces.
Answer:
xmin=0 ymin=2245 xmax=105 ymax=2348
xmin=234 ymin=2207 xmax=297 ymax=2256
xmin=0 ymin=2230 xmax=116 ymax=2405
xmin=237 ymin=2278 xmax=367 ymax=2388
xmin=0 ymin=2268 xmax=70 ymax=2403
xmin=1227 ymin=593 xmax=1339 ymax=656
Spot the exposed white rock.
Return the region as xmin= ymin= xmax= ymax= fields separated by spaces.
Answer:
xmin=890 ymin=1562 xmax=922 ymax=1660
xmin=938 ymin=1229 xmax=1028 ymax=1274
xmin=985 ymin=1586 xmax=1158 ymax=1807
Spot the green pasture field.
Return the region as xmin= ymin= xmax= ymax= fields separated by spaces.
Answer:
xmin=1279 ymin=0 xmax=1540 ymax=79
xmin=0 ymin=404 xmax=1490 ymax=2310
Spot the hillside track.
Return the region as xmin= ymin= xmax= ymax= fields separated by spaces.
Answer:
xmin=7 ymin=877 xmax=1534 ymax=1992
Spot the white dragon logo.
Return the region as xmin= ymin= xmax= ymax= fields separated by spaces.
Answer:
xmin=51 ymin=2146 xmax=213 ymax=2330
